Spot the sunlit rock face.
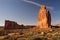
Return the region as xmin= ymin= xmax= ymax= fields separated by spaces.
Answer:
xmin=37 ymin=5 xmax=51 ymax=29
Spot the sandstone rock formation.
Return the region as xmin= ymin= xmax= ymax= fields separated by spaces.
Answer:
xmin=4 ymin=20 xmax=19 ymax=29
xmin=37 ymin=5 xmax=51 ymax=29
xmin=4 ymin=20 xmax=35 ymax=29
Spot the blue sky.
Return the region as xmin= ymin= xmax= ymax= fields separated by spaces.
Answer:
xmin=0 ymin=0 xmax=60 ymax=26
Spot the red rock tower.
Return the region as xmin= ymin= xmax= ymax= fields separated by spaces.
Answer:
xmin=37 ymin=5 xmax=51 ymax=29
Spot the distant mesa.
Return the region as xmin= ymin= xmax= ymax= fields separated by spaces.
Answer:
xmin=51 ymin=24 xmax=60 ymax=28
xmin=4 ymin=20 xmax=35 ymax=29
xmin=4 ymin=20 xmax=19 ymax=29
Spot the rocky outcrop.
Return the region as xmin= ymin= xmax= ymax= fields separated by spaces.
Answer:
xmin=37 ymin=5 xmax=51 ymax=29
xmin=4 ymin=20 xmax=35 ymax=29
xmin=4 ymin=20 xmax=19 ymax=29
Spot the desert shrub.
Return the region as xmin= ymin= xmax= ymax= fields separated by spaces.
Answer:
xmin=20 ymin=32 xmax=24 ymax=35
xmin=33 ymin=37 xmax=47 ymax=40
xmin=0 ymin=30 xmax=8 ymax=36
xmin=52 ymin=32 xmax=60 ymax=40
xmin=3 ymin=35 xmax=11 ymax=40
xmin=46 ymin=33 xmax=52 ymax=38
xmin=33 ymin=37 xmax=42 ymax=40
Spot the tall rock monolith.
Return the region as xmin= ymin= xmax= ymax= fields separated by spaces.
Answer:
xmin=37 ymin=5 xmax=51 ymax=29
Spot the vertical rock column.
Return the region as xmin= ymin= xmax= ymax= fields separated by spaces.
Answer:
xmin=37 ymin=5 xmax=51 ymax=29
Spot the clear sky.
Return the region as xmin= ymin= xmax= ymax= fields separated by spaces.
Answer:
xmin=0 ymin=0 xmax=60 ymax=26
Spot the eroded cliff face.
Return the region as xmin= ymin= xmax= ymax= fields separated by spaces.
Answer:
xmin=4 ymin=20 xmax=19 ymax=29
xmin=37 ymin=5 xmax=51 ymax=29
xmin=4 ymin=20 xmax=36 ymax=29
